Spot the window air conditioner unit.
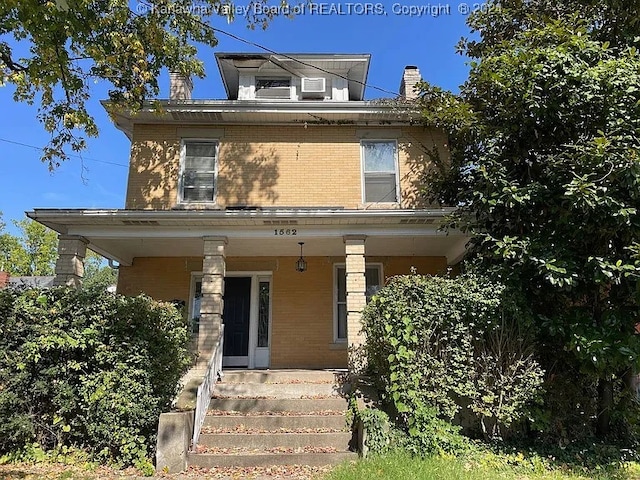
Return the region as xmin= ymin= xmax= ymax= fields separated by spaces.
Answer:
xmin=301 ymin=77 xmax=326 ymax=94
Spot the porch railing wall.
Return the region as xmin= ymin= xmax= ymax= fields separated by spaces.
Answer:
xmin=191 ymin=325 xmax=224 ymax=449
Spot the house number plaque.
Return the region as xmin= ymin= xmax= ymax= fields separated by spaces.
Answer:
xmin=274 ymin=228 xmax=298 ymax=236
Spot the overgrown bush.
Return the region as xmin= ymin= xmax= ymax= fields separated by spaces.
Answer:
xmin=0 ymin=286 xmax=192 ymax=468
xmin=361 ymin=273 xmax=544 ymax=445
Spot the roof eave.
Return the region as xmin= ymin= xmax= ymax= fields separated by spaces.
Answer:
xmin=104 ymin=99 xmax=421 ymax=138
xmin=28 ymin=207 xmax=457 ymax=231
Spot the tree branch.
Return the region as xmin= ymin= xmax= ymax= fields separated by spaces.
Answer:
xmin=0 ymin=50 xmax=27 ymax=72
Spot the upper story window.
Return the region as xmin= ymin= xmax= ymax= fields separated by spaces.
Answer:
xmin=255 ymin=77 xmax=291 ymax=99
xmin=361 ymin=140 xmax=399 ymax=203
xmin=180 ymin=141 xmax=218 ymax=203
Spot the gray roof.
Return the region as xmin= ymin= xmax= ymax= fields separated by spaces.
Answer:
xmin=8 ymin=276 xmax=55 ymax=288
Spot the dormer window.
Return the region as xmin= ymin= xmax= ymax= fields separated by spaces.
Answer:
xmin=255 ymin=77 xmax=291 ymax=99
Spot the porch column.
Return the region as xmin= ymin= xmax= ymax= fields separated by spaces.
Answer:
xmin=53 ymin=235 xmax=88 ymax=288
xmin=344 ymin=235 xmax=367 ymax=349
xmin=198 ymin=236 xmax=227 ymax=366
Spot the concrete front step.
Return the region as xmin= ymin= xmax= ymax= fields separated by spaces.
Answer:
xmin=188 ymin=451 xmax=357 ymax=468
xmin=222 ymin=369 xmax=349 ymax=385
xmin=191 ymin=371 xmax=356 ymax=471
xmin=204 ymin=413 xmax=347 ymax=430
xmin=209 ymin=397 xmax=349 ymax=413
xmin=214 ymin=381 xmax=347 ymax=398
xmin=199 ymin=432 xmax=352 ymax=449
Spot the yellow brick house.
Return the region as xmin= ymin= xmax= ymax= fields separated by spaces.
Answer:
xmin=29 ymin=53 xmax=467 ymax=370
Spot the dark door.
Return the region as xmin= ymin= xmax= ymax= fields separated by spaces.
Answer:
xmin=222 ymin=277 xmax=251 ymax=365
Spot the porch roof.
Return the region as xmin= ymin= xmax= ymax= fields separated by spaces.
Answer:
xmin=27 ymin=208 xmax=468 ymax=267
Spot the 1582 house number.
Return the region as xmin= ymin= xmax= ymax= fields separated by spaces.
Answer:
xmin=274 ymin=228 xmax=297 ymax=236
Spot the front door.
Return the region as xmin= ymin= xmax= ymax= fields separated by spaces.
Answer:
xmin=222 ymin=276 xmax=252 ymax=367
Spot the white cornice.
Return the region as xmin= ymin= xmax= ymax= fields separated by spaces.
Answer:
xmin=102 ymin=99 xmax=420 ymax=139
xmin=27 ymin=208 xmax=466 ymax=267
xmin=27 ymin=207 xmax=457 ymax=233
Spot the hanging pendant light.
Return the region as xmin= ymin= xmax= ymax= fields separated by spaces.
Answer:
xmin=295 ymin=242 xmax=307 ymax=272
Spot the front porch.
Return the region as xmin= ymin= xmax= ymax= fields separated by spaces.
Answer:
xmin=118 ymin=253 xmax=452 ymax=370
xmin=29 ymin=208 xmax=468 ymax=369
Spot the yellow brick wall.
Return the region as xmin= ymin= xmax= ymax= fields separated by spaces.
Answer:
xmin=126 ymin=125 xmax=182 ymax=209
xmin=117 ymin=254 xmax=448 ymax=369
xmin=125 ymin=125 xmax=447 ymax=210
xmin=269 ymin=257 xmax=345 ymax=368
xmin=117 ymin=256 xmax=199 ymax=301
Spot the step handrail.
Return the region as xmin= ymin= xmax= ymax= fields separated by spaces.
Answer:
xmin=191 ymin=325 xmax=224 ymax=448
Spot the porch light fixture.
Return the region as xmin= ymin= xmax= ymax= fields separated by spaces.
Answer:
xmin=295 ymin=242 xmax=307 ymax=272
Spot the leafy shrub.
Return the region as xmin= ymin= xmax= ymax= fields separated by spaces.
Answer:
xmin=361 ymin=273 xmax=544 ymax=444
xmin=0 ymin=286 xmax=192 ymax=467
xmin=347 ymin=401 xmax=393 ymax=455
xmin=529 ymin=348 xmax=640 ymax=446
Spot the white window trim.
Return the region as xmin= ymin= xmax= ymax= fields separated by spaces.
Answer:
xmin=360 ymin=139 xmax=401 ymax=205
xmin=254 ymin=75 xmax=294 ymax=100
xmin=189 ymin=271 xmax=203 ymax=332
xmin=178 ymin=139 xmax=220 ymax=205
xmin=333 ymin=264 xmax=346 ymax=344
xmin=333 ymin=262 xmax=383 ymax=343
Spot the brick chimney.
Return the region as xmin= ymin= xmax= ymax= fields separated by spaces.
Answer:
xmin=169 ymin=72 xmax=193 ymax=101
xmin=0 ymin=271 xmax=9 ymax=289
xmin=399 ymin=65 xmax=422 ymax=100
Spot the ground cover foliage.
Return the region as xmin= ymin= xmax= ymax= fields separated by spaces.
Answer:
xmin=325 ymin=447 xmax=640 ymax=480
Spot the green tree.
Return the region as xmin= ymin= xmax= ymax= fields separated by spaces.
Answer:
xmin=83 ymin=249 xmax=117 ymax=290
xmin=13 ymin=218 xmax=59 ymax=276
xmin=0 ymin=214 xmax=58 ymax=276
xmin=421 ymin=1 xmax=640 ymax=437
xmin=0 ymin=214 xmax=21 ymax=273
xmin=1 ymin=213 xmax=117 ymax=286
xmin=0 ymin=0 xmax=286 ymax=168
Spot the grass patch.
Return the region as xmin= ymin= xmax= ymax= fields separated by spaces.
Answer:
xmin=325 ymin=450 xmax=640 ymax=480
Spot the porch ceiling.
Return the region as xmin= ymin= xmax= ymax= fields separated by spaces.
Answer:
xmin=27 ymin=208 xmax=469 ymax=266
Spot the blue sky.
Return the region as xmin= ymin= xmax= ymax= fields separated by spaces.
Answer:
xmin=0 ymin=1 xmax=473 ymax=235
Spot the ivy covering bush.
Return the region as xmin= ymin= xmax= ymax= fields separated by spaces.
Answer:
xmin=0 ymin=286 xmax=192 ymax=469
xmin=361 ymin=273 xmax=544 ymax=448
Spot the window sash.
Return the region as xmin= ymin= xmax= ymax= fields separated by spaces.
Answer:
xmin=363 ymin=173 xmax=397 ymax=203
xmin=362 ymin=141 xmax=397 ymax=172
xmin=192 ymin=278 xmax=202 ymax=334
xmin=361 ymin=140 xmax=398 ymax=203
xmin=181 ymin=141 xmax=217 ymax=203
xmin=255 ymin=77 xmax=291 ymax=99
xmin=336 ymin=265 xmax=381 ymax=341
xmin=256 ymin=78 xmax=291 ymax=90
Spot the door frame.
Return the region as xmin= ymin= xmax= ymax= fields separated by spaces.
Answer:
xmin=225 ymin=271 xmax=273 ymax=369
xmin=191 ymin=271 xmax=272 ymax=369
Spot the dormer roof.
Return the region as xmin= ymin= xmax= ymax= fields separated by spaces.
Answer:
xmin=215 ymin=53 xmax=371 ymax=101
